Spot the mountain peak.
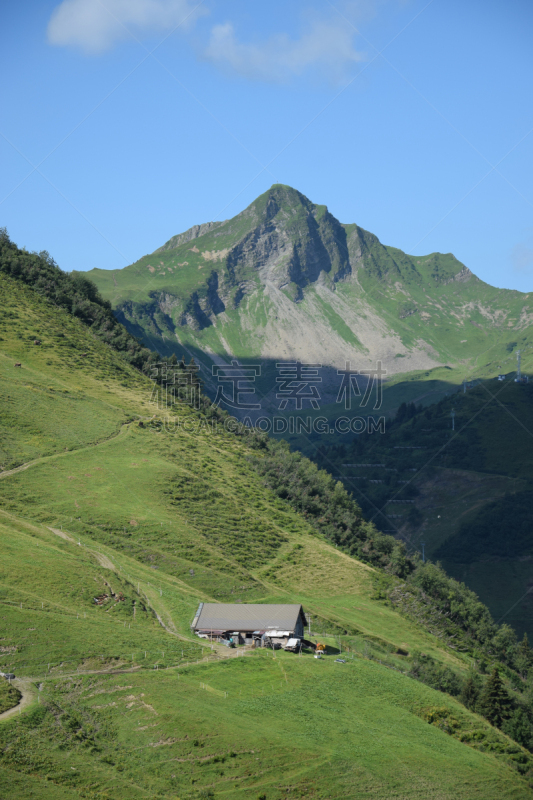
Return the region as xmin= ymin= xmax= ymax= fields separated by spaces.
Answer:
xmin=262 ymin=182 xmax=313 ymax=205
xmin=244 ymin=184 xmax=318 ymax=223
xmin=86 ymin=185 xmax=530 ymax=394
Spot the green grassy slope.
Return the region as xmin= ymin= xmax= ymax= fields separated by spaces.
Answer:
xmin=1 ymin=272 xmax=532 ymax=798
xmin=2 ymin=654 xmax=530 ymax=800
xmin=0 ymin=273 xmax=151 ymax=471
xmin=348 ymin=233 xmax=532 ymax=371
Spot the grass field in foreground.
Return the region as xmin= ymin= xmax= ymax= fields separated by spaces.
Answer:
xmin=1 ymin=652 xmax=532 ymax=800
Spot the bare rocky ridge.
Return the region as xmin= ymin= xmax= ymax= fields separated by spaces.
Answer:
xmin=157 ymin=221 xmax=226 ymax=253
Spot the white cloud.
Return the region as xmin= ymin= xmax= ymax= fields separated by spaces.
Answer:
xmin=47 ymin=0 xmax=206 ymax=54
xmin=203 ymin=18 xmax=365 ymax=85
xmin=47 ymin=1 xmax=367 ymax=82
xmin=511 ymin=242 xmax=533 ymax=273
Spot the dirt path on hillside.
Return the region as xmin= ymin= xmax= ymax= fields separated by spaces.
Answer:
xmin=0 ymin=679 xmax=36 ymax=723
xmin=48 ymin=527 xmax=76 ymax=543
xmin=0 ymin=423 xmax=132 ymax=481
xmin=0 ymin=654 xmax=250 ymax=723
xmin=48 ymin=528 xmax=116 ymax=572
xmin=5 ymin=649 xmax=253 ymax=703
xmin=46 ymin=526 xmax=192 ymax=641
xmin=93 ymin=552 xmax=116 ymax=570
xmin=45 ymin=525 xmax=206 ymax=655
xmin=46 ymin=527 xmax=228 ymax=654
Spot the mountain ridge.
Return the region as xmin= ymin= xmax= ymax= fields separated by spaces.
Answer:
xmin=85 ymin=185 xmax=532 ymax=416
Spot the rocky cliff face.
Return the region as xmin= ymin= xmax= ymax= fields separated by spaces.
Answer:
xmin=178 ymin=271 xmax=227 ymax=330
xmin=225 ymin=188 xmax=352 ymax=289
xmin=159 ymin=185 xmax=356 ymax=328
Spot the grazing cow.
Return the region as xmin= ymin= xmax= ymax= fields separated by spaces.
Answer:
xmin=14 ymin=363 xmax=21 ymax=367
xmin=33 ymin=339 xmax=41 ymax=345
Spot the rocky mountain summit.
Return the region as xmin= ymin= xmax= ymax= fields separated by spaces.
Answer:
xmin=86 ymin=185 xmax=532 ymax=410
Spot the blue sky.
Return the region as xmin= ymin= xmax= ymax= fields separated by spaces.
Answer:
xmin=2 ymin=0 xmax=533 ymax=291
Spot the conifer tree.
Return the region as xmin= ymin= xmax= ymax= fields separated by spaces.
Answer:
xmin=460 ymin=672 xmax=479 ymax=711
xmin=516 ymin=633 xmax=533 ymax=678
xmin=478 ymin=668 xmax=513 ymax=728
xmin=502 ymin=708 xmax=532 ymax=748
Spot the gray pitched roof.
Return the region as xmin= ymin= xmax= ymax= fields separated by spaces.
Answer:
xmin=194 ymin=603 xmax=304 ymax=632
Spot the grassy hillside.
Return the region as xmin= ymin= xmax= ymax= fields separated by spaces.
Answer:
xmin=1 ymin=270 xmax=533 ymax=798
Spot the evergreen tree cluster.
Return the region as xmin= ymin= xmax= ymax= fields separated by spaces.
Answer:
xmin=394 ymin=401 xmax=422 ymax=425
xmin=412 ymin=645 xmax=533 ymax=749
xmin=246 ymin=434 xmax=412 ymax=574
xmin=465 ymin=665 xmax=533 ymax=749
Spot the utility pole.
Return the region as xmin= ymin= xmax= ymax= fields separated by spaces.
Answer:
xmin=516 ymin=350 xmax=522 ymax=382
xmin=451 ymin=408 xmax=455 ymax=431
xmin=421 ymin=542 xmax=426 ymax=563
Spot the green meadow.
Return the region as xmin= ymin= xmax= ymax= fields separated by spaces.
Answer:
xmin=1 ymin=272 xmax=532 ymax=798
xmin=2 ymin=653 xmax=531 ymax=800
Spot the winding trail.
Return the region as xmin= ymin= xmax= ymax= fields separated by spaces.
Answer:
xmin=44 ymin=525 xmax=233 ymax=658
xmin=0 ymin=647 xmax=255 ymax=723
xmin=46 ymin=525 xmax=197 ymax=643
xmin=0 ymin=422 xmax=132 ymax=481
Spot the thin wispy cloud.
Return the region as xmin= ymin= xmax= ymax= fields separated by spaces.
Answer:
xmin=47 ymin=0 xmax=206 ymax=54
xmin=47 ymin=1 xmax=365 ymax=85
xmin=202 ymin=18 xmax=365 ymax=85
